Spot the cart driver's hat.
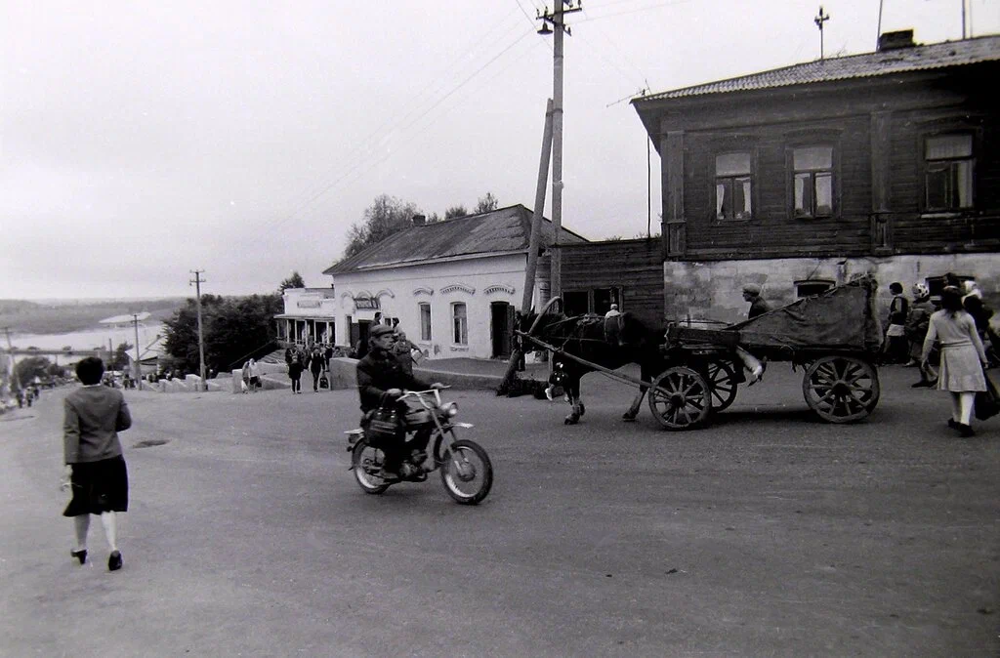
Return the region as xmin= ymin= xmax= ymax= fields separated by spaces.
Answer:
xmin=370 ymin=324 xmax=395 ymax=339
xmin=742 ymin=283 xmax=762 ymax=296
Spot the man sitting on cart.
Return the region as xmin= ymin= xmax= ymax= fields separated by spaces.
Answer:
xmin=356 ymin=324 xmax=445 ymax=479
xmin=742 ymin=283 xmax=771 ymax=319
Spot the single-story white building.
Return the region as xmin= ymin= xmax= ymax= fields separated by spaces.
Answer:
xmin=321 ymin=205 xmax=587 ymax=360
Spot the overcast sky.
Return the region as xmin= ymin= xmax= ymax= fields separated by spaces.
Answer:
xmin=3 ymin=0 xmax=996 ymax=300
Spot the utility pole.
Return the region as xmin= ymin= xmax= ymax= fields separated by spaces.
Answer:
xmin=537 ymin=1 xmax=581 ymax=305
xmin=1 ymin=326 xmax=17 ymax=395
xmin=190 ymin=270 xmax=207 ymax=391
xmin=498 ymin=99 xmax=555 ymax=395
xmin=131 ymin=313 xmax=142 ymax=384
xmin=815 ymin=6 xmax=830 ymax=60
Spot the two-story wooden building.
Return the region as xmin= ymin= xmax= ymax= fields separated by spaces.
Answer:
xmin=632 ymin=32 xmax=1000 ymax=324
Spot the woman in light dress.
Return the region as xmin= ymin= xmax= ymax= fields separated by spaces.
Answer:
xmin=922 ymin=286 xmax=989 ymax=437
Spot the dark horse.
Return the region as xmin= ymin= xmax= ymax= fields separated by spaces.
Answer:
xmin=518 ymin=305 xmax=666 ymax=425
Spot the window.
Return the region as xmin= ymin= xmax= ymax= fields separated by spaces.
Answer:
xmin=451 ymin=303 xmax=468 ymax=345
xmin=795 ymin=279 xmax=834 ymax=298
xmin=792 ymin=146 xmax=834 ymax=218
xmin=563 ymin=287 xmax=622 ymax=316
xmin=925 ymin=134 xmax=973 ymax=210
xmin=715 ymin=152 xmax=752 ymax=220
xmin=563 ymin=291 xmax=590 ymax=317
xmin=592 ymin=287 xmax=621 ymax=316
xmin=419 ymin=303 xmax=431 ymax=341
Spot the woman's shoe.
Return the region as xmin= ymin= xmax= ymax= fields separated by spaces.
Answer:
xmin=71 ymin=549 xmax=87 ymax=565
xmin=947 ymin=419 xmax=960 ymax=430
xmin=108 ymin=550 xmax=122 ymax=571
xmin=958 ymin=424 xmax=976 ymax=438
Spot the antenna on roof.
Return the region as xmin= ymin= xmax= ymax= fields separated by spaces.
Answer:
xmin=814 ymin=5 xmax=830 ymax=60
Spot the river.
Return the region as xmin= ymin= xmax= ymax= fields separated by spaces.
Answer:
xmin=6 ymin=322 xmax=165 ymax=363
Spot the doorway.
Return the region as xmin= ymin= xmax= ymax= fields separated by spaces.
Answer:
xmin=491 ymin=302 xmax=514 ymax=358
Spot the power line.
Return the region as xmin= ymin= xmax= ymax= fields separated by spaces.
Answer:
xmin=235 ymin=9 xmax=532 ymax=249
xmin=574 ymin=0 xmax=695 ymax=23
xmin=237 ymin=25 xmax=538 ymax=249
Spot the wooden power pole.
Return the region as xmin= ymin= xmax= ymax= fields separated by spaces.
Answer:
xmin=498 ymin=100 xmax=555 ymax=395
xmin=537 ymin=1 xmax=581 ymax=303
xmin=190 ymin=270 xmax=207 ymax=391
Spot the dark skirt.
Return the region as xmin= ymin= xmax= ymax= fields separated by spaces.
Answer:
xmin=63 ymin=455 xmax=129 ymax=517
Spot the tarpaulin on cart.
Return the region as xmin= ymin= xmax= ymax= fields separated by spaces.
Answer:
xmin=729 ymin=277 xmax=883 ymax=354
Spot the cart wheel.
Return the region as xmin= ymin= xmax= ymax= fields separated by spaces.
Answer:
xmin=648 ymin=366 xmax=711 ymax=430
xmin=802 ymin=356 xmax=880 ymax=423
xmin=706 ymin=360 xmax=738 ymax=411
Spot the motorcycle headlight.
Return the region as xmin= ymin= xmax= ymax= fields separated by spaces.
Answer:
xmin=441 ymin=401 xmax=459 ymax=417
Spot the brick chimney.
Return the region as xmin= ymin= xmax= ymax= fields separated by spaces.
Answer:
xmin=412 ymin=214 xmax=426 ymax=226
xmin=878 ymin=29 xmax=915 ymax=52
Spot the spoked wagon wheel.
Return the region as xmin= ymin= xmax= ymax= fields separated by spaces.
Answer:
xmin=706 ymin=360 xmax=738 ymax=412
xmin=648 ymin=366 xmax=712 ymax=430
xmin=802 ymin=356 xmax=880 ymax=423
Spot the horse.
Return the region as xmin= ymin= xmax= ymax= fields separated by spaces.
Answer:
xmin=517 ymin=306 xmax=667 ymax=425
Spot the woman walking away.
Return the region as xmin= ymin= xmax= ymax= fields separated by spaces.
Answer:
xmin=922 ymin=286 xmax=990 ymax=437
xmin=62 ymin=357 xmax=132 ymax=571
xmin=288 ymin=351 xmax=304 ymax=394
xmin=308 ymin=347 xmax=324 ymax=392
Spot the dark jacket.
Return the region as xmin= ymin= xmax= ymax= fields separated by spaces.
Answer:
xmin=748 ymin=297 xmax=771 ymax=319
xmin=308 ymin=352 xmax=324 ymax=374
xmin=63 ymin=385 xmax=132 ymax=464
xmin=288 ymin=359 xmax=304 ymax=379
xmin=356 ymin=348 xmax=431 ymax=412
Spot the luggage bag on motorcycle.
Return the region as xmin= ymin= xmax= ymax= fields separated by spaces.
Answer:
xmin=365 ymin=407 xmax=402 ymax=444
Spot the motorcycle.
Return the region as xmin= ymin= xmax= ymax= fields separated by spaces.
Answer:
xmin=345 ymin=387 xmax=493 ymax=505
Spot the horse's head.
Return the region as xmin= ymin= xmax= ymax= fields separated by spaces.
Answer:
xmin=516 ymin=297 xmax=569 ymax=337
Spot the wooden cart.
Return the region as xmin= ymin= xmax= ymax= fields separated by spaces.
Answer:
xmin=522 ymin=276 xmax=884 ymax=430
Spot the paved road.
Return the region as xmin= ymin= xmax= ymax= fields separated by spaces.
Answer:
xmin=2 ymin=365 xmax=998 ymax=657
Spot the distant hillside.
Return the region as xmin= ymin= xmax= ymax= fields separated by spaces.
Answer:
xmin=0 ymin=298 xmax=188 ymax=335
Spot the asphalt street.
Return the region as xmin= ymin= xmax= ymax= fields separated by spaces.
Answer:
xmin=2 ymin=364 xmax=998 ymax=657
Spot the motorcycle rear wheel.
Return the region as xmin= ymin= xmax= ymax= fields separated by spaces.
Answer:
xmin=352 ymin=439 xmax=391 ymax=494
xmin=440 ymin=439 xmax=493 ymax=505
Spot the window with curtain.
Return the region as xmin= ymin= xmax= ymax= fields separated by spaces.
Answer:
xmin=715 ymin=152 xmax=752 ymax=220
xmin=925 ymin=134 xmax=973 ymax=210
xmin=792 ymin=146 xmax=834 ymax=218
xmin=452 ymin=303 xmax=468 ymax=345
xmin=419 ymin=303 xmax=431 ymax=341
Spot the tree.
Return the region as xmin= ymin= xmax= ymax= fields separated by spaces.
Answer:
xmin=162 ymin=293 xmax=283 ymax=375
xmin=444 ymin=205 xmax=468 ymax=219
xmin=474 ymin=192 xmax=499 ymax=214
xmin=15 ymin=356 xmax=51 ymax=387
xmin=108 ymin=342 xmax=133 ymax=372
xmin=343 ymin=194 xmax=422 ymax=259
xmin=279 ymin=271 xmax=306 ymax=292
xmin=162 ymin=294 xmax=225 ymax=374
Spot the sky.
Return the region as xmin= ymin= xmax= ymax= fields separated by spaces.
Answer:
xmin=2 ymin=0 xmax=997 ymax=300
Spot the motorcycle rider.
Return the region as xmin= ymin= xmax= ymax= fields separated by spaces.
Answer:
xmin=356 ymin=324 xmax=444 ymax=479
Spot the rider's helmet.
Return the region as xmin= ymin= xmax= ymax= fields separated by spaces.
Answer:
xmin=911 ymin=282 xmax=930 ymax=300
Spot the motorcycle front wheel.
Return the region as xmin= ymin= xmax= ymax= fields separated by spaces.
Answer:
xmin=352 ymin=438 xmax=391 ymax=494
xmin=440 ymin=439 xmax=493 ymax=505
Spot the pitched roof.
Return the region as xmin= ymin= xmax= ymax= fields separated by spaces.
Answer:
xmin=323 ymin=204 xmax=588 ymax=275
xmin=635 ymin=34 xmax=1000 ymax=103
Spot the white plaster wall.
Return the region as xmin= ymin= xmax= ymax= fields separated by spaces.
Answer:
xmin=664 ymin=254 xmax=999 ymax=325
xmin=281 ymin=288 xmax=338 ymax=318
xmin=331 ymin=253 xmax=536 ymax=359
